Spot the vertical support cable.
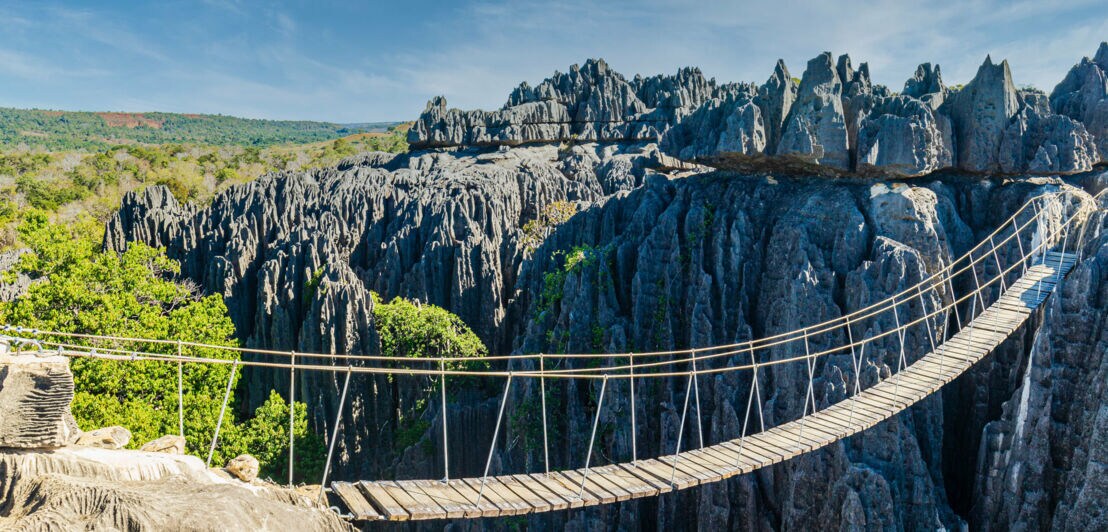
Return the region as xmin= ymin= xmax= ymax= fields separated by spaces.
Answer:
xmin=580 ymin=375 xmax=608 ymax=498
xmin=844 ymin=316 xmax=860 ymax=397
xmin=177 ymin=340 xmax=184 ymax=439
xmin=476 ymin=373 xmax=513 ymax=509
xmin=539 ymin=354 xmax=550 ymax=474
xmin=1014 ymin=218 xmax=1028 ymax=278
xmin=735 ymin=356 xmax=759 ymax=468
xmin=945 ymin=270 xmax=963 ymax=333
xmin=289 ymin=351 xmax=296 ymax=487
xmin=892 ymin=302 xmax=907 ymax=403
xmin=1056 ymin=225 xmax=1069 ymax=290
xmin=628 ymin=352 xmax=637 ymax=464
xmin=440 ymin=358 xmax=449 ymax=481
xmin=691 ymin=353 xmax=704 ymax=448
xmin=670 ymin=372 xmax=694 ymax=487
xmin=318 ymin=366 xmax=352 ymax=505
xmin=796 ymin=332 xmax=815 ymax=450
xmin=206 ymin=359 xmax=238 ymax=467
xmin=970 ymin=256 xmax=987 ymax=316
xmin=1032 ymin=203 xmax=1044 ymax=299
xmin=988 ymin=235 xmax=1008 ymax=292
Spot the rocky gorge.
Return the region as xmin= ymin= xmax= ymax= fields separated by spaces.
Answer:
xmin=5 ymin=44 xmax=1108 ymax=530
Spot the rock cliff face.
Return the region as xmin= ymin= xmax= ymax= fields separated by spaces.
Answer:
xmin=408 ymin=59 xmax=726 ymax=149
xmin=971 ymin=200 xmax=1108 ymax=531
xmin=98 ymin=45 xmax=1108 ymax=530
xmin=104 ymin=142 xmax=665 ymax=480
xmin=411 ymin=45 xmax=1108 ymax=179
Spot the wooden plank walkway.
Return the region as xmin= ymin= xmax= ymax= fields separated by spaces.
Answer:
xmin=333 ymin=252 xmax=1076 ymax=521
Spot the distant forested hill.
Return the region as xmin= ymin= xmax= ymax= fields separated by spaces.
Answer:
xmin=0 ymin=107 xmax=402 ymax=151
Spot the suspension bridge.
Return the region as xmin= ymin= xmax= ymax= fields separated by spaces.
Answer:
xmin=1 ymin=189 xmax=1103 ymax=522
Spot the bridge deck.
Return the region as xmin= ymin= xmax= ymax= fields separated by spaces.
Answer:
xmin=333 ymin=252 xmax=1076 ymax=521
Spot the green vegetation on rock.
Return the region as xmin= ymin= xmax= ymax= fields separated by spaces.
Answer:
xmin=0 ymin=213 xmax=323 ymax=482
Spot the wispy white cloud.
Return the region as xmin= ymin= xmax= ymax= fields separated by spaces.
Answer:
xmin=0 ymin=0 xmax=1104 ymax=121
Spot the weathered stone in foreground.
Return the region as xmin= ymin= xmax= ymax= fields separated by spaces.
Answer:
xmin=226 ymin=454 xmax=260 ymax=482
xmin=0 ymin=447 xmax=349 ymax=531
xmin=139 ymin=435 xmax=185 ymax=455
xmin=73 ymin=426 xmax=132 ymax=450
xmin=0 ymin=352 xmax=78 ymax=449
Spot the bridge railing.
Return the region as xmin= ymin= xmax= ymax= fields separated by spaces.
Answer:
xmin=1 ymin=188 xmax=1103 ymax=504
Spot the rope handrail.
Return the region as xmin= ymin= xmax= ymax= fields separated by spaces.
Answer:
xmin=20 ymin=206 xmax=1076 ymax=380
xmin=5 ymin=189 xmax=1093 ymax=369
xmin=3 ymin=188 xmax=1102 ymax=380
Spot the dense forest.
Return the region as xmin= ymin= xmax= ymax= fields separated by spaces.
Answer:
xmin=0 ymin=124 xmax=409 ymax=249
xmin=0 ymin=107 xmax=401 ymax=151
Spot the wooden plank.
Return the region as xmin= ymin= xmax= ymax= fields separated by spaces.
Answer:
xmin=545 ymin=471 xmax=611 ymax=505
xmin=461 ymin=477 xmax=529 ymax=516
xmin=496 ymin=474 xmax=552 ymax=513
xmin=591 ymin=464 xmax=655 ymax=499
xmin=634 ymin=458 xmax=698 ymax=490
xmin=380 ymin=480 xmax=440 ymax=520
xmin=723 ymin=438 xmax=776 ymax=468
xmin=331 ymin=481 xmax=381 ymax=521
xmin=563 ymin=467 xmax=633 ymax=502
xmin=509 ymin=474 xmax=571 ymax=511
xmin=394 ymin=480 xmax=451 ymax=520
xmin=616 ymin=462 xmax=673 ymax=494
xmin=527 ymin=473 xmax=586 ymax=509
xmin=357 ymin=481 xmax=410 ymax=521
xmin=445 ymin=479 xmax=502 ymax=518
xmin=411 ymin=480 xmax=467 ymax=520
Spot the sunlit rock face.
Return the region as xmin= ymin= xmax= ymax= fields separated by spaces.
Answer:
xmin=101 ymin=43 xmax=1108 ymax=530
xmin=412 ymin=45 xmax=1108 ymax=179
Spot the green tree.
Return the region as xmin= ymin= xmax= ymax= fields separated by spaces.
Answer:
xmin=0 ymin=213 xmax=323 ymax=481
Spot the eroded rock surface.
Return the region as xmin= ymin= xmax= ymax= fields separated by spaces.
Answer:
xmin=0 ymin=354 xmax=78 ymax=449
xmin=0 ymin=447 xmax=348 ymax=531
xmin=411 ymin=45 xmax=1108 ymax=178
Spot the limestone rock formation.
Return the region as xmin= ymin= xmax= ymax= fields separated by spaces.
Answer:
xmin=0 ymin=353 xmax=78 ymax=449
xmin=1051 ymin=42 xmax=1108 ymax=163
xmin=971 ymin=193 xmax=1108 ymax=530
xmin=103 ymin=142 xmax=664 ymax=481
xmin=408 ymin=59 xmax=728 ymax=149
xmin=226 ymin=454 xmax=260 ymax=482
xmin=0 ymin=447 xmax=348 ymax=531
xmin=73 ymin=426 xmax=132 ymax=450
xmin=949 ymin=56 xmax=1023 ymax=172
xmin=98 ymin=45 xmax=1108 ymax=531
xmin=408 ymin=48 xmax=1107 ymax=178
xmin=777 ymin=52 xmax=851 ymax=170
xmin=140 ymin=435 xmax=186 ymax=455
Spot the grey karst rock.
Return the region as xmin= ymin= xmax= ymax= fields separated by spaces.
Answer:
xmin=903 ymin=62 xmax=947 ymax=108
xmin=971 ymin=194 xmax=1108 ymax=531
xmin=0 ymin=353 xmax=78 ymax=449
xmin=856 ymin=96 xmax=955 ymax=177
xmin=1050 ymin=42 xmax=1108 ymax=163
xmin=74 ymin=426 xmax=132 ymax=450
xmin=949 ymin=55 xmax=1022 ymax=172
xmin=0 ymin=249 xmax=31 ymax=303
xmin=658 ymin=87 xmax=766 ymax=164
xmin=139 ymin=435 xmax=186 ymax=455
xmin=495 ymin=171 xmax=1086 ymax=530
xmin=777 ymin=52 xmax=851 ymax=171
xmin=225 ymin=454 xmax=260 ymax=482
xmin=0 ymin=447 xmax=347 ymax=531
xmin=409 ymin=59 xmax=731 ymax=150
xmin=103 ymin=142 xmax=663 ymax=482
xmin=757 ymin=59 xmax=798 ymax=153
xmin=999 ymin=101 xmax=1099 ymax=174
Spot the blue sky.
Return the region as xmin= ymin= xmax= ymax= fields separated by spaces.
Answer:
xmin=0 ymin=0 xmax=1105 ymax=123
